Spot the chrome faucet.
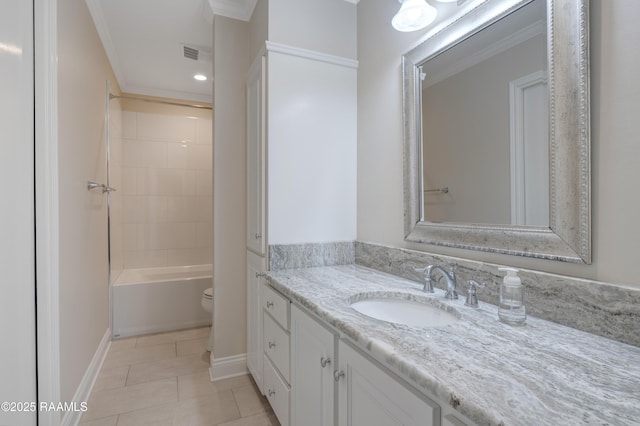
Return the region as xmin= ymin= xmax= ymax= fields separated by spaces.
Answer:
xmin=415 ymin=265 xmax=458 ymax=299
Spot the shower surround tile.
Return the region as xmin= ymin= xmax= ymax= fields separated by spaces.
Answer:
xmin=195 ymin=118 xmax=213 ymax=145
xmin=118 ymin=111 xmax=212 ymax=270
xmin=355 ymin=241 xmax=640 ymax=347
xmin=122 ymin=140 xmax=167 ymax=168
xmin=269 ymin=241 xmax=355 ymax=271
xmin=136 ymin=112 xmax=196 ymax=142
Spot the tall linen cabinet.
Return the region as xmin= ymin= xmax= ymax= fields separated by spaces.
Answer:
xmin=245 ymin=42 xmax=358 ymax=424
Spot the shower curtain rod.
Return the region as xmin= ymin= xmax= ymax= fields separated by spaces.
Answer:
xmin=109 ymin=94 xmax=212 ymax=110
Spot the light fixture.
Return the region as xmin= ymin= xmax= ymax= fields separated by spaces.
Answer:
xmin=193 ymin=74 xmax=207 ymax=81
xmin=392 ymin=0 xmax=437 ymax=32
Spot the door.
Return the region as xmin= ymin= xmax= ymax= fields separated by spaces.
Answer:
xmin=337 ymin=341 xmax=439 ymax=426
xmin=247 ymin=251 xmax=266 ymax=393
xmin=509 ymin=71 xmax=549 ymax=226
xmin=246 ymin=55 xmax=266 ymax=255
xmin=291 ymin=305 xmax=336 ymax=426
xmin=0 ymin=0 xmax=38 ymax=424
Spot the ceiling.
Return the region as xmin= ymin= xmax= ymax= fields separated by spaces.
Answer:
xmin=86 ymin=0 xmax=262 ymax=103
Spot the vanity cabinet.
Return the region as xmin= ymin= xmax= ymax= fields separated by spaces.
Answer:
xmin=245 ymin=42 xmax=356 ymax=403
xmin=290 ymin=305 xmax=336 ymax=426
xmin=262 ymin=283 xmax=475 ymax=426
xmin=246 ymin=53 xmax=267 ymax=397
xmin=262 ymin=282 xmax=291 ymax=426
xmin=246 ymin=251 xmax=265 ymax=392
xmin=336 ymin=341 xmax=440 ymax=426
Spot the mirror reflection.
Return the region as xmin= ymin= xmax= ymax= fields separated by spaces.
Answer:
xmin=420 ymin=0 xmax=548 ymax=226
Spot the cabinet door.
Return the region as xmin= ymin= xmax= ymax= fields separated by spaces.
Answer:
xmin=246 ymin=55 xmax=266 ymax=255
xmin=337 ymin=341 xmax=439 ymax=426
xmin=291 ymin=305 xmax=336 ymax=426
xmin=246 ymin=251 xmax=265 ymax=393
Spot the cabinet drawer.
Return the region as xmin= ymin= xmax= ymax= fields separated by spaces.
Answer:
xmin=264 ymin=313 xmax=290 ymax=383
xmin=264 ymin=355 xmax=290 ymax=426
xmin=263 ymin=283 xmax=289 ymax=330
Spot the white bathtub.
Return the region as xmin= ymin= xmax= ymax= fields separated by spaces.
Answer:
xmin=112 ymin=264 xmax=212 ymax=338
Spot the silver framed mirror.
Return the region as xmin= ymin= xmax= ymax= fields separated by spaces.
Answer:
xmin=403 ymin=0 xmax=590 ymax=263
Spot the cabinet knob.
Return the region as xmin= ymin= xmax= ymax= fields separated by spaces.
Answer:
xmin=334 ymin=370 xmax=345 ymax=382
xmin=268 ymin=389 xmax=276 ymax=397
xmin=255 ymin=233 xmax=262 ymax=239
xmin=268 ymin=341 xmax=276 ymax=349
xmin=266 ymin=301 xmax=274 ymax=309
xmin=320 ymin=357 xmax=332 ymax=368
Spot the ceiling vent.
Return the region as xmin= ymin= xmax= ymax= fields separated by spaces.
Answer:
xmin=183 ymin=45 xmax=199 ymax=61
xmin=181 ymin=43 xmax=212 ymax=62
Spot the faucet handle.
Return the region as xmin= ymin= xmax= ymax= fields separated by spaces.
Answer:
xmin=413 ymin=265 xmax=435 ymax=293
xmin=464 ymin=279 xmax=485 ymax=308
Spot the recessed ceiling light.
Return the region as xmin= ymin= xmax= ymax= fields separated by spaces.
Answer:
xmin=194 ymin=74 xmax=207 ymax=81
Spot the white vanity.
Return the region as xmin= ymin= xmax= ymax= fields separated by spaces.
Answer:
xmin=258 ymin=275 xmax=472 ymax=426
xmin=252 ymin=264 xmax=640 ymax=426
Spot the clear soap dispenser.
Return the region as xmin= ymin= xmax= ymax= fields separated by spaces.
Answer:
xmin=498 ymin=267 xmax=526 ymax=325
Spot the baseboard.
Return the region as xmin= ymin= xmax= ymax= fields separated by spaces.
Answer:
xmin=209 ymin=353 xmax=248 ymax=382
xmin=113 ymin=319 xmax=211 ymax=339
xmin=61 ymin=328 xmax=111 ymax=426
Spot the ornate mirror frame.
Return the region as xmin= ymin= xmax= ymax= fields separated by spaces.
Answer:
xmin=403 ymin=0 xmax=591 ymax=263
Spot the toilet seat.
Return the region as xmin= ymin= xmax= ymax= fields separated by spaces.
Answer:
xmin=203 ymin=287 xmax=213 ymax=300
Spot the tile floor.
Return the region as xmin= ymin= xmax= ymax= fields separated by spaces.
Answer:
xmin=79 ymin=326 xmax=279 ymax=426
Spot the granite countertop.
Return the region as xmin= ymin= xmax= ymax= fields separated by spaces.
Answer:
xmin=264 ymin=264 xmax=640 ymax=426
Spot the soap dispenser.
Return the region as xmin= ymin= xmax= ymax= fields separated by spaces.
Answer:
xmin=498 ymin=267 xmax=526 ymax=325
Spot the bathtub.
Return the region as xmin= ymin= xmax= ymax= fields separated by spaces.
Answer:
xmin=112 ymin=264 xmax=212 ymax=338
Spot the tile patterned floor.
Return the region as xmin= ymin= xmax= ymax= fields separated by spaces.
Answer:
xmin=79 ymin=327 xmax=279 ymax=426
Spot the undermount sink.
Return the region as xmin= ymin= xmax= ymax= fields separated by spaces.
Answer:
xmin=350 ymin=295 xmax=459 ymax=328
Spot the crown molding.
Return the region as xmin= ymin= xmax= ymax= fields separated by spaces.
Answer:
xmin=208 ymin=0 xmax=357 ymax=22
xmin=122 ymin=83 xmax=213 ymax=104
xmin=266 ymin=41 xmax=359 ymax=69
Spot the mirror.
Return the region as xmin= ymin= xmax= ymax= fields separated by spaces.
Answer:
xmin=403 ymin=0 xmax=591 ymax=263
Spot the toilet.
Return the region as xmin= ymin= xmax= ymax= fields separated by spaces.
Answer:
xmin=201 ymin=287 xmax=214 ymax=352
xmin=201 ymin=287 xmax=213 ymax=314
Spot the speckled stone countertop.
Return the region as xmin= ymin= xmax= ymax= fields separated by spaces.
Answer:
xmin=264 ymin=265 xmax=640 ymax=426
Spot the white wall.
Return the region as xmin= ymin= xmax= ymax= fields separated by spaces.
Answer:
xmin=357 ymin=0 xmax=640 ymax=287
xmin=249 ymin=0 xmax=268 ymax=60
xmin=269 ymin=0 xmax=357 ymax=59
xmin=0 ymin=0 xmax=37 ymax=424
xmin=357 ymin=0 xmax=425 ymax=247
xmin=213 ymin=15 xmax=250 ymax=359
xmin=57 ymin=0 xmax=119 ymax=403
